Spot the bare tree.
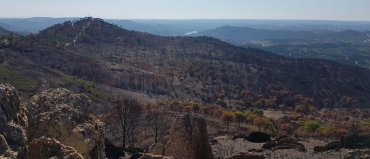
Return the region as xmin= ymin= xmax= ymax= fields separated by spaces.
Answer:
xmin=105 ymin=98 xmax=142 ymax=148
xmin=145 ymin=106 xmax=172 ymax=143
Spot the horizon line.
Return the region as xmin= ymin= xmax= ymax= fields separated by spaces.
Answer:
xmin=1 ymin=17 xmax=370 ymax=22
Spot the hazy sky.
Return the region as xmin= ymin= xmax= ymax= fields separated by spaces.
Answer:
xmin=1 ymin=0 xmax=369 ymax=21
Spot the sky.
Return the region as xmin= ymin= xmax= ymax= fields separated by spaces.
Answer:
xmin=1 ymin=0 xmax=370 ymax=21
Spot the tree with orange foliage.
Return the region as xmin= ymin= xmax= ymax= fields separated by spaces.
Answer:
xmin=253 ymin=117 xmax=268 ymax=132
xmin=221 ymin=111 xmax=235 ymax=130
xmin=280 ymin=123 xmax=294 ymax=135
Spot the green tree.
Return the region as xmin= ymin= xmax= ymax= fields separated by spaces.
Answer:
xmin=234 ymin=111 xmax=247 ymax=128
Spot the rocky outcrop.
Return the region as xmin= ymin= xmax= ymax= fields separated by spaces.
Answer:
xmin=0 ymin=83 xmax=27 ymax=157
xmin=164 ymin=114 xmax=214 ymax=159
xmin=225 ymin=152 xmax=265 ymax=159
xmin=148 ymin=143 xmax=165 ymax=156
xmin=26 ymin=88 xmax=105 ymax=159
xmin=25 ymin=136 xmax=84 ymax=159
xmin=262 ymin=136 xmax=307 ymax=152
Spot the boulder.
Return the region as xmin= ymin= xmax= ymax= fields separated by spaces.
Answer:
xmin=105 ymin=138 xmax=125 ymax=159
xmin=148 ymin=143 xmax=165 ymax=156
xmin=225 ymin=152 xmax=265 ymax=159
xmin=313 ymin=146 xmax=327 ymax=152
xmin=25 ymin=136 xmax=84 ymax=159
xmin=164 ymin=114 xmax=214 ymax=159
xmin=343 ymin=134 xmax=370 ymax=149
xmin=0 ymin=83 xmax=27 ymax=156
xmin=0 ymin=83 xmax=28 ymax=127
xmin=247 ymin=132 xmax=271 ymax=143
xmin=26 ymin=88 xmax=105 ymax=159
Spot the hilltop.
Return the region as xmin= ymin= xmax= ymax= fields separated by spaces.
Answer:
xmin=1 ymin=17 xmax=370 ymax=111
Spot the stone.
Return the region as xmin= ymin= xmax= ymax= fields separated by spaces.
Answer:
xmin=313 ymin=146 xmax=327 ymax=152
xmin=25 ymin=136 xmax=84 ymax=159
xmin=164 ymin=114 xmax=214 ymax=159
xmin=343 ymin=134 xmax=370 ymax=149
xmin=0 ymin=83 xmax=28 ymax=157
xmin=225 ymin=152 xmax=265 ymax=159
xmin=104 ymin=138 xmax=124 ymax=158
xmin=247 ymin=132 xmax=271 ymax=143
xmin=148 ymin=143 xmax=165 ymax=156
xmin=0 ymin=83 xmax=28 ymax=127
xmin=26 ymin=88 xmax=105 ymax=159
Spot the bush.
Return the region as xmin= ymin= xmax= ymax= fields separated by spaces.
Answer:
xmin=303 ymin=121 xmax=321 ymax=132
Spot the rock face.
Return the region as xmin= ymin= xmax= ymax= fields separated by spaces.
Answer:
xmin=26 ymin=88 xmax=105 ymax=159
xmin=225 ymin=152 xmax=265 ymax=159
xmin=25 ymin=136 xmax=84 ymax=159
xmin=164 ymin=114 xmax=214 ymax=159
xmin=0 ymin=83 xmax=27 ymax=157
xmin=148 ymin=143 xmax=165 ymax=156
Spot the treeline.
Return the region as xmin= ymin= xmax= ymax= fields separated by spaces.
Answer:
xmin=101 ymin=97 xmax=370 ymax=149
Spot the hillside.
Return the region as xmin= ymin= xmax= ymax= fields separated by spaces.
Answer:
xmin=1 ymin=17 xmax=370 ymax=111
xmin=0 ymin=26 xmax=15 ymax=36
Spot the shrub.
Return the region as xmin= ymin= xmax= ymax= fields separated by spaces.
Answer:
xmin=302 ymin=121 xmax=321 ymax=133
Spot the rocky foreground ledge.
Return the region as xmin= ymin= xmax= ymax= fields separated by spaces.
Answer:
xmin=0 ymin=84 xmax=105 ymax=159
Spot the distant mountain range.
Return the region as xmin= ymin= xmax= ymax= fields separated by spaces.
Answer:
xmin=192 ymin=26 xmax=369 ymax=40
xmin=1 ymin=18 xmax=370 ymax=36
